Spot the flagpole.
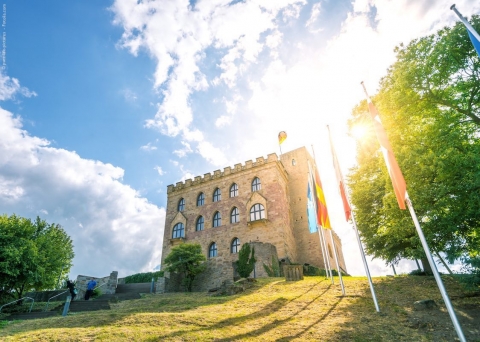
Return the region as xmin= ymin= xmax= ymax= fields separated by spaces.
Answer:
xmin=318 ymin=225 xmax=329 ymax=279
xmin=360 ymin=82 xmax=465 ymax=340
xmin=329 ymin=229 xmax=345 ymax=295
xmin=327 ymin=125 xmax=380 ymax=311
xmin=406 ymin=194 xmax=466 ymax=342
xmin=320 ymin=227 xmax=334 ymax=283
xmin=451 ymin=4 xmax=480 ymax=42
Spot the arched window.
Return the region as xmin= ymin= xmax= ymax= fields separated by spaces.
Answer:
xmin=197 ymin=193 xmax=205 ymax=207
xmin=172 ymin=223 xmax=184 ymax=238
xmin=252 ymin=177 xmax=261 ymax=192
xmin=213 ymin=211 xmax=221 ymax=227
xmin=230 ymin=207 xmax=239 ymax=223
xmin=213 ymin=188 xmax=221 ymax=202
xmin=209 ymin=242 xmax=217 ymax=258
xmin=292 ymin=159 xmax=296 ymax=166
xmin=250 ymin=203 xmax=265 ymax=221
xmin=231 ymin=238 xmax=240 ymax=254
xmin=196 ymin=216 xmax=204 ymax=231
xmin=178 ymin=198 xmax=185 ymax=211
xmin=230 ymin=183 xmax=238 ymax=197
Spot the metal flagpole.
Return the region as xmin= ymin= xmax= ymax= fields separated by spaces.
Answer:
xmin=320 ymin=227 xmax=334 ymax=283
xmin=329 ymin=230 xmax=345 ymax=295
xmin=317 ymin=223 xmax=329 ymax=279
xmin=405 ymin=194 xmax=466 ymax=342
xmin=451 ymin=4 xmax=480 ymax=41
xmin=351 ymin=212 xmax=381 ymax=312
xmin=327 ymin=125 xmax=380 ymax=310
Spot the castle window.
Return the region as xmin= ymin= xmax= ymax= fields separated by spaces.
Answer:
xmin=196 ymin=216 xmax=204 ymax=231
xmin=172 ymin=223 xmax=184 ymax=238
xmin=252 ymin=177 xmax=261 ymax=192
xmin=292 ymin=159 xmax=296 ymax=166
xmin=230 ymin=207 xmax=239 ymax=223
xmin=230 ymin=183 xmax=238 ymax=197
xmin=213 ymin=211 xmax=221 ymax=227
xmin=209 ymin=242 xmax=217 ymax=258
xmin=250 ymin=203 xmax=265 ymax=221
xmin=213 ymin=188 xmax=221 ymax=202
xmin=197 ymin=193 xmax=205 ymax=206
xmin=231 ymin=238 xmax=240 ymax=253
xmin=178 ymin=198 xmax=185 ymax=212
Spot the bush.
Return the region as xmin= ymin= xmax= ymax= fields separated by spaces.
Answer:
xmin=164 ymin=243 xmax=206 ymax=292
xmin=263 ymin=256 xmax=280 ymax=277
xmin=124 ymin=271 xmax=164 ymax=284
xmin=409 ymin=269 xmax=427 ymax=276
xmin=236 ymin=244 xmax=256 ymax=278
xmin=303 ymin=265 xmax=324 ymax=276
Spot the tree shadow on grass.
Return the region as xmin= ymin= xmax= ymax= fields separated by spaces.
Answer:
xmin=156 ymin=279 xmax=333 ymax=341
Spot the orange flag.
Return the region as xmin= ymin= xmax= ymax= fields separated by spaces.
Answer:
xmin=328 ymin=128 xmax=351 ymax=221
xmin=278 ymin=131 xmax=287 ymax=144
xmin=313 ymin=168 xmax=331 ymax=229
xmin=363 ymin=84 xmax=407 ymax=210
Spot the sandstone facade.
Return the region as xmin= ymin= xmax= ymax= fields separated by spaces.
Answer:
xmin=161 ymin=147 xmax=347 ymax=291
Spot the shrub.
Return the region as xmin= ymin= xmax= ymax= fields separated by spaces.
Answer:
xmin=263 ymin=256 xmax=280 ymax=277
xmin=303 ymin=265 xmax=323 ymax=276
xmin=164 ymin=243 xmax=206 ymax=292
xmin=409 ymin=269 xmax=427 ymax=276
xmin=236 ymin=244 xmax=256 ymax=278
xmin=124 ymin=271 xmax=164 ymax=284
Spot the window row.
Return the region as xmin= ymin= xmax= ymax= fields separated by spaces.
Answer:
xmin=208 ymin=238 xmax=241 ymax=258
xmin=177 ymin=177 xmax=262 ymax=211
xmin=171 ymin=204 xmax=265 ymax=238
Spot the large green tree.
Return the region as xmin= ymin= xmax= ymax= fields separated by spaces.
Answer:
xmin=348 ymin=17 xmax=480 ymax=271
xmin=164 ymin=243 xmax=206 ymax=292
xmin=0 ymin=214 xmax=75 ymax=302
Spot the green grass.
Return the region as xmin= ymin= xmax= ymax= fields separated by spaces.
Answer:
xmin=0 ymin=276 xmax=478 ymax=341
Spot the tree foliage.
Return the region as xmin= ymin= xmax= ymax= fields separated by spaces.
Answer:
xmin=163 ymin=243 xmax=206 ymax=292
xmin=0 ymin=214 xmax=75 ymax=302
xmin=348 ymin=17 xmax=480 ymax=271
xmin=236 ymin=244 xmax=256 ymax=278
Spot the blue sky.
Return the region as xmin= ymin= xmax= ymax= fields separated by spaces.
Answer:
xmin=1 ymin=0 xmax=478 ymax=279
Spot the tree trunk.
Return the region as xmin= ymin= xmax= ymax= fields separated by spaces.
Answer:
xmin=435 ymin=252 xmax=453 ymax=275
xmin=421 ymin=257 xmax=434 ymax=275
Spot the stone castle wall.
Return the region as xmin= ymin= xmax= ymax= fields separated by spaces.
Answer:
xmin=162 ymin=153 xmax=296 ymax=283
xmin=161 ymin=242 xmax=278 ymax=292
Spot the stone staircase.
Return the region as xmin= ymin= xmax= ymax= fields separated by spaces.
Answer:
xmin=5 ymin=282 xmax=153 ymax=320
xmin=5 ymin=311 xmax=59 ymax=321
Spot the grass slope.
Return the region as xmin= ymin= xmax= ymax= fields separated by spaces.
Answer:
xmin=1 ymin=276 xmax=479 ymax=341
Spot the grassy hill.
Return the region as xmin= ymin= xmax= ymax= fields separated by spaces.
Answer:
xmin=1 ymin=275 xmax=479 ymax=341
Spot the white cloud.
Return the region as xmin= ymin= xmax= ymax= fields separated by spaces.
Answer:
xmin=173 ymin=141 xmax=193 ymax=157
xmin=154 ymin=166 xmax=165 ymax=176
xmin=0 ymin=72 xmax=37 ymax=101
xmin=140 ymin=142 xmax=157 ymax=151
xmin=305 ymin=2 xmax=321 ymax=28
xmin=0 ymin=108 xmax=165 ymax=277
xmin=122 ymin=88 xmax=138 ymax=102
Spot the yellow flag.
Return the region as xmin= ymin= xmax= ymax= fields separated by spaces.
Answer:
xmin=278 ymin=131 xmax=287 ymax=144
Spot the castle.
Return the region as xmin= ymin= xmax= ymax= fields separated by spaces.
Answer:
xmin=160 ymin=146 xmax=346 ymax=292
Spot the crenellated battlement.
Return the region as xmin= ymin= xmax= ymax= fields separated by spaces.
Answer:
xmin=167 ymin=153 xmax=278 ymax=193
